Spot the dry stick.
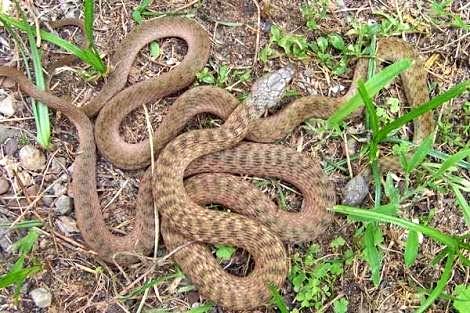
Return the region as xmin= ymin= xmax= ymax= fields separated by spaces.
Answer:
xmin=343 ymin=133 xmax=354 ymax=179
xmin=251 ymin=0 xmax=261 ymax=66
xmin=174 ymin=0 xmax=201 ymax=12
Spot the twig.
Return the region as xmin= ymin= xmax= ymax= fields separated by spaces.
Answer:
xmin=251 ymin=0 xmax=261 ymax=67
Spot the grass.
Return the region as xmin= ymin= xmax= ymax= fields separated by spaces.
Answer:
xmin=326 ymin=53 xmax=469 ymax=312
xmin=0 ymin=224 xmax=43 ymax=302
xmin=0 ymin=1 xmax=105 ymax=148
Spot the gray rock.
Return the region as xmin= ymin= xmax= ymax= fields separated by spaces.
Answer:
xmin=19 ymin=145 xmax=46 ymax=171
xmin=54 ymin=195 xmax=73 ymax=215
xmin=51 ymin=157 xmax=67 ymax=172
xmin=52 ymin=182 xmax=67 ymax=196
xmin=0 ymin=90 xmax=18 ymax=117
xmin=56 ymin=216 xmax=79 ymax=235
xmin=30 ymin=287 xmax=52 ymax=308
xmin=4 ymin=137 xmax=18 ymax=155
xmin=0 ymin=177 xmax=9 ymax=195
xmin=0 ymin=126 xmax=20 ymax=144
xmin=0 ymin=216 xmax=12 ymax=253
xmin=342 ymin=174 xmax=370 ymax=206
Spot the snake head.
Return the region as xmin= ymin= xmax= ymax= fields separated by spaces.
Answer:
xmin=246 ymin=65 xmax=295 ymax=117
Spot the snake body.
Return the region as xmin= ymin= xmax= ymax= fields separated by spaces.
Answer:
xmin=0 ymin=16 xmax=433 ymax=309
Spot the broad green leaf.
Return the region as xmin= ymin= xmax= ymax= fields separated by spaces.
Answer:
xmin=453 ymin=284 xmax=470 ymax=313
xmin=215 ymin=245 xmax=236 ymax=261
xmin=0 ymin=265 xmax=42 ymax=289
xmin=404 ymin=229 xmax=419 ymax=267
xmin=328 ymin=33 xmax=345 ymax=50
xmin=333 ymin=297 xmax=349 ymax=313
xmin=150 ymin=42 xmax=160 ymax=58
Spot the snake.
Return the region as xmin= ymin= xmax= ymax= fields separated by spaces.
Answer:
xmin=0 ymin=16 xmax=433 ymax=310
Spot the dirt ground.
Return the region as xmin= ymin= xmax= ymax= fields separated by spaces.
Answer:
xmin=0 ymin=0 xmax=469 ymax=312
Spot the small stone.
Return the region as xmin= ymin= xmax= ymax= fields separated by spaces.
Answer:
xmin=0 ymin=177 xmax=9 ymax=195
xmin=54 ymin=195 xmax=73 ymax=215
xmin=51 ymin=157 xmax=67 ymax=172
xmin=0 ymin=126 xmax=20 ymax=143
xmin=14 ymin=171 xmax=33 ymax=190
xmin=0 ymin=90 xmax=18 ymax=117
xmin=4 ymin=137 xmax=18 ymax=155
xmin=19 ymin=145 xmax=46 ymax=171
xmin=342 ymin=174 xmax=370 ymax=206
xmin=0 ymin=216 xmax=12 ymax=253
xmin=30 ymin=287 xmax=52 ymax=308
xmin=56 ymin=216 xmax=79 ymax=235
xmin=53 ymin=182 xmax=67 ymax=196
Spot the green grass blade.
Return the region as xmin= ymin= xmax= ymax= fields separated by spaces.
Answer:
xmin=332 ymin=205 xmax=460 ymax=249
xmin=269 ymin=283 xmax=289 ymax=313
xmin=451 ymin=183 xmax=470 ymax=227
xmin=404 ymin=229 xmax=419 ymax=267
xmin=0 ymin=13 xmax=106 ymax=73
xmin=26 ymin=24 xmax=50 ymax=148
xmin=186 ymin=304 xmax=214 ymax=313
xmin=363 ymin=223 xmax=382 ymax=286
xmin=377 ymin=80 xmax=469 ymax=142
xmin=432 ymin=148 xmax=470 ymax=179
xmin=0 ymin=265 xmax=42 ymax=289
xmin=83 ymin=0 xmax=95 ymax=46
xmin=416 ymin=252 xmax=456 ymax=313
xmin=405 ymin=135 xmax=433 ymax=173
xmin=0 ymin=219 xmax=42 ymax=229
xmin=327 ymin=58 xmax=412 ymax=126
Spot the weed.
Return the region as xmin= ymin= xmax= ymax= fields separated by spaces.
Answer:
xmin=288 ymin=242 xmax=353 ymax=311
xmin=196 ymin=64 xmax=251 ymax=90
xmin=0 ymin=226 xmax=42 ymax=301
xmin=300 ymin=0 xmax=330 ymax=31
xmin=453 ymin=284 xmax=470 ymax=313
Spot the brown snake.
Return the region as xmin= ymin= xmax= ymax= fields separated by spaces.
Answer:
xmin=0 ymin=16 xmax=434 ymax=309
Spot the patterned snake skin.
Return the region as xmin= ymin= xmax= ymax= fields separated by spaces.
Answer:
xmin=0 ymin=16 xmax=433 ymax=310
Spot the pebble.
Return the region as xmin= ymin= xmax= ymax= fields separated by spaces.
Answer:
xmin=342 ymin=174 xmax=370 ymax=206
xmin=19 ymin=145 xmax=46 ymax=171
xmin=0 ymin=126 xmax=20 ymax=144
xmin=4 ymin=137 xmax=18 ymax=155
xmin=51 ymin=157 xmax=67 ymax=172
xmin=0 ymin=177 xmax=9 ymax=195
xmin=56 ymin=216 xmax=79 ymax=235
xmin=30 ymin=287 xmax=52 ymax=308
xmin=0 ymin=216 xmax=12 ymax=253
xmin=0 ymin=90 xmax=18 ymax=117
xmin=54 ymin=195 xmax=73 ymax=215
xmin=53 ymin=182 xmax=67 ymax=196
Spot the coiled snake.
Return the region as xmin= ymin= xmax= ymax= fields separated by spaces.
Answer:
xmin=0 ymin=16 xmax=433 ymax=310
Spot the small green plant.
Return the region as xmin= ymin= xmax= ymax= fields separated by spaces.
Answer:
xmin=300 ymin=0 xmax=330 ymax=30
xmin=453 ymin=284 xmax=470 ymax=313
xmin=288 ymin=242 xmax=353 ymax=312
xmin=328 ymin=47 xmax=469 ymax=311
xmin=196 ymin=64 xmax=251 ymax=90
xmin=0 ymin=226 xmax=42 ymax=301
xmin=0 ymin=11 xmax=106 ymax=73
xmin=429 ymin=0 xmax=470 ymax=30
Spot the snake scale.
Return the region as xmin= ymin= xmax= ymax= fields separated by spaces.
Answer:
xmin=0 ymin=16 xmax=433 ymax=310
